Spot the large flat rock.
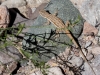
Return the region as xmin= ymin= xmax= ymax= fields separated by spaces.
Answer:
xmin=22 ymin=0 xmax=84 ymax=62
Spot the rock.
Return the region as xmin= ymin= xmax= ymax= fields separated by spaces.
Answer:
xmin=26 ymin=0 xmax=50 ymax=8
xmin=3 ymin=61 xmax=17 ymax=75
xmin=22 ymin=0 xmax=84 ymax=62
xmin=18 ymin=3 xmax=47 ymax=19
xmin=46 ymin=59 xmax=59 ymax=67
xmin=0 ymin=64 xmax=5 ymax=74
xmin=0 ymin=0 xmax=6 ymax=2
xmin=82 ymin=62 xmax=96 ymax=75
xmin=47 ymin=67 xmax=64 ymax=75
xmin=30 ymin=70 xmax=43 ymax=75
xmin=68 ymin=55 xmax=83 ymax=67
xmin=0 ymin=46 xmax=22 ymax=64
xmin=0 ymin=5 xmax=10 ymax=28
xmin=18 ymin=6 xmax=29 ymax=18
xmin=82 ymin=22 xmax=98 ymax=35
xmin=11 ymin=3 xmax=47 ymax=28
xmin=17 ymin=60 xmax=37 ymax=75
xmin=0 ymin=61 xmax=18 ymax=75
xmin=1 ymin=0 xmax=26 ymax=8
xmin=1 ymin=0 xmax=49 ymax=18
xmin=90 ymin=46 xmax=100 ymax=55
xmin=70 ymin=0 xmax=100 ymax=26
xmin=24 ymin=0 xmax=49 ymax=18
xmin=86 ymin=52 xmax=94 ymax=61
xmin=85 ymin=41 xmax=92 ymax=48
xmin=87 ymin=55 xmax=100 ymax=75
xmin=25 ymin=3 xmax=48 ymax=19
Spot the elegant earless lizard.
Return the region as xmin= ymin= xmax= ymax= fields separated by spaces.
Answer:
xmin=39 ymin=9 xmax=96 ymax=75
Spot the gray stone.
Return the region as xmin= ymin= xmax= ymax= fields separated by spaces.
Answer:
xmin=85 ymin=41 xmax=92 ymax=48
xmin=26 ymin=0 xmax=50 ymax=8
xmin=0 ymin=0 xmax=49 ymax=18
xmin=70 ymin=0 xmax=100 ymax=27
xmin=22 ymin=0 xmax=84 ymax=62
xmin=30 ymin=70 xmax=43 ymax=75
xmin=47 ymin=67 xmax=64 ymax=75
xmin=82 ymin=55 xmax=100 ymax=75
xmin=0 ymin=46 xmax=22 ymax=64
xmin=68 ymin=55 xmax=83 ymax=67
xmin=1 ymin=0 xmax=26 ymax=8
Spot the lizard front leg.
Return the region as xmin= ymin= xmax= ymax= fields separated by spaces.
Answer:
xmin=43 ymin=9 xmax=58 ymax=26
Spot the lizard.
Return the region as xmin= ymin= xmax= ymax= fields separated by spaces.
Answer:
xmin=39 ymin=9 xmax=96 ymax=75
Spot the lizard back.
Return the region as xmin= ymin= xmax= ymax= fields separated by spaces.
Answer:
xmin=39 ymin=10 xmax=65 ymax=28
